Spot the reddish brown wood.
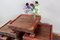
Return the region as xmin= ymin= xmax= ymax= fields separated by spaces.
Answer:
xmin=0 ymin=20 xmax=16 ymax=38
xmin=40 ymin=23 xmax=53 ymax=40
xmin=9 ymin=14 xmax=41 ymax=34
xmin=23 ymin=23 xmax=52 ymax=40
xmin=35 ymin=23 xmax=52 ymax=40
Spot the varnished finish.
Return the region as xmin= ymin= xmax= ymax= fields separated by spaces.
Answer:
xmin=0 ymin=20 xmax=16 ymax=38
xmin=9 ymin=14 xmax=41 ymax=34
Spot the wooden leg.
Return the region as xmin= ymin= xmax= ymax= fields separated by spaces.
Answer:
xmin=16 ymin=31 xmax=25 ymax=40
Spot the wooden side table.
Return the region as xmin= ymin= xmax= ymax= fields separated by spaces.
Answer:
xmin=8 ymin=14 xmax=41 ymax=35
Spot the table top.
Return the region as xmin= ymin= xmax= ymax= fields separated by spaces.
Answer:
xmin=9 ymin=14 xmax=41 ymax=33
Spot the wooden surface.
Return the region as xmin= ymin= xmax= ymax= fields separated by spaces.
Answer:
xmin=0 ymin=20 xmax=16 ymax=38
xmin=9 ymin=14 xmax=41 ymax=34
xmin=0 ymin=20 xmax=60 ymax=40
xmin=23 ymin=23 xmax=52 ymax=40
xmin=35 ymin=23 xmax=52 ymax=40
xmin=53 ymin=33 xmax=60 ymax=40
xmin=23 ymin=23 xmax=60 ymax=40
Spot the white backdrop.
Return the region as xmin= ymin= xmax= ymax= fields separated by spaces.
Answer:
xmin=0 ymin=0 xmax=60 ymax=34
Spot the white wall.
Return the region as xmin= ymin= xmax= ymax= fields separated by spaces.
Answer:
xmin=0 ymin=0 xmax=60 ymax=34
